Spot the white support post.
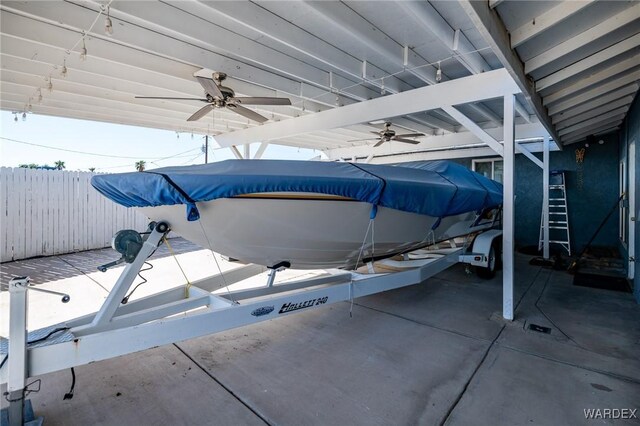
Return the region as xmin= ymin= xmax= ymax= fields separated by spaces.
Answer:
xmin=8 ymin=277 xmax=29 ymax=426
xmin=230 ymin=145 xmax=243 ymax=159
xmin=243 ymin=144 xmax=251 ymax=160
xmin=253 ymin=142 xmax=269 ymax=159
xmin=503 ymin=94 xmax=515 ymax=321
xmin=543 ymin=136 xmax=550 ymax=260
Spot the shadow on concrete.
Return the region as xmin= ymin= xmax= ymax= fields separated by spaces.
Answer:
xmin=0 ymin=238 xmax=204 ymax=287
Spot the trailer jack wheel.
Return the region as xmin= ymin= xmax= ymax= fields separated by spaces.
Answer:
xmin=476 ymin=242 xmax=498 ymax=279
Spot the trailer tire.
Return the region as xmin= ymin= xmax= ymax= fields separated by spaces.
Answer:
xmin=476 ymin=242 xmax=497 ymax=279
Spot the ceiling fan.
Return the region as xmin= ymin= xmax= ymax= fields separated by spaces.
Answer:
xmin=353 ymin=122 xmax=425 ymax=147
xmin=135 ymin=72 xmax=292 ymax=123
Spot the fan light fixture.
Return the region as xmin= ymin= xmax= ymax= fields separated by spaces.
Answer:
xmin=61 ymin=60 xmax=68 ymax=77
xmin=436 ymin=61 xmax=442 ymax=83
xmin=135 ymin=71 xmax=292 ymax=123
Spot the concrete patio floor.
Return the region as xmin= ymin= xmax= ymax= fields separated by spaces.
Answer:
xmin=1 ymin=239 xmax=639 ymax=425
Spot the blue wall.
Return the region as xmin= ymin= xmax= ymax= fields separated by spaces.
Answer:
xmin=458 ymin=137 xmax=620 ymax=253
xmin=513 ymin=134 xmax=620 ymax=253
xmin=620 ymin=93 xmax=640 ymax=303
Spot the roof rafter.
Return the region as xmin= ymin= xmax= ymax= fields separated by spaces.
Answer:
xmin=457 ymin=0 xmax=561 ymax=146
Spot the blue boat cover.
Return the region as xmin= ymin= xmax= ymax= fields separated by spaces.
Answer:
xmin=91 ymin=159 xmax=502 ymax=222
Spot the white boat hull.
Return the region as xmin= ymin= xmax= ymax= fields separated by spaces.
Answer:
xmin=139 ymin=197 xmax=495 ymax=270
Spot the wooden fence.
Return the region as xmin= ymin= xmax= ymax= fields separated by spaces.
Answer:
xmin=1 ymin=167 xmax=148 ymax=262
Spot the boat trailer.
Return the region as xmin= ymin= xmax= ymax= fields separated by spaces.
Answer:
xmin=1 ymin=221 xmax=501 ymax=425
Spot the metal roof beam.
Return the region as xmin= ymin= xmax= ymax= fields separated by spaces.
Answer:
xmin=510 ymin=1 xmax=595 ymax=48
xmin=547 ymin=73 xmax=640 ymax=115
xmin=535 ymin=33 xmax=640 ymax=91
xmin=525 ymin=3 xmax=640 ymax=74
xmin=214 ymin=69 xmax=520 ymax=147
xmin=457 ymin=0 xmax=561 ymax=147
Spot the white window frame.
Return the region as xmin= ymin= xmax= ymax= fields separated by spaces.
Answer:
xmin=472 ymin=157 xmax=504 ymax=182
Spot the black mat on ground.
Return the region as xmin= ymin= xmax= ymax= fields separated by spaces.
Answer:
xmin=573 ymin=272 xmax=631 ymax=293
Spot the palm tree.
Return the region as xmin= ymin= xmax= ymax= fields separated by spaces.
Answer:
xmin=54 ymin=160 xmax=66 ymax=170
xmin=88 ymin=167 xmax=96 ymax=172
xmin=135 ymin=160 xmax=146 ymax=172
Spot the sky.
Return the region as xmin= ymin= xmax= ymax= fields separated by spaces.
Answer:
xmin=0 ymin=111 xmax=324 ymax=171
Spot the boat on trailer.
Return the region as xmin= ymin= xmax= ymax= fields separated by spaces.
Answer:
xmin=91 ymin=159 xmax=503 ymax=270
xmin=3 ymin=160 xmax=504 ymax=424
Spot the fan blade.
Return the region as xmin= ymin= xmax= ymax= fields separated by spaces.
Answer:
xmin=196 ymin=76 xmax=224 ymax=99
xmin=373 ymin=139 xmax=386 ymax=147
xmin=135 ymin=96 xmax=209 ymax=101
xmin=392 ymin=137 xmax=421 ymax=144
xmin=395 ymin=133 xmax=425 ymax=138
xmin=187 ymin=104 xmax=215 ymax=121
xmin=234 ymin=97 xmax=291 ymax=106
xmin=227 ymin=104 xmax=268 ymax=123
xmin=370 ymin=131 xmax=383 ymax=135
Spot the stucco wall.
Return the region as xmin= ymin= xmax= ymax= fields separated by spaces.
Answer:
xmin=513 ymin=133 xmax=620 ymax=253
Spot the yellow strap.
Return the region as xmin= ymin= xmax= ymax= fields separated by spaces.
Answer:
xmin=163 ymin=236 xmax=192 ymax=298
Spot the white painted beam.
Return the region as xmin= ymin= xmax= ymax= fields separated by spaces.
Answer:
xmin=214 ymin=69 xmax=520 ymax=147
xmin=543 ymin=54 xmax=640 ymax=104
xmin=542 ymin=136 xmax=550 ymax=259
xmin=168 ymin=0 xmax=409 ymax=96
xmin=301 ymin=1 xmax=437 ymax=88
xmin=561 ymin=120 xmax=624 ymax=144
xmin=535 ymin=33 xmax=640 ymax=91
xmin=515 ymin=142 xmax=543 ymax=169
xmin=503 ymin=94 xmax=515 ymax=321
xmin=442 ymin=106 xmax=504 ymax=156
xmin=526 ymin=3 xmax=640 ymax=74
xmin=229 ymin=146 xmax=243 ymax=159
xmin=510 ymin=1 xmax=595 ymax=48
xmin=0 ymin=3 xmax=365 ymax=109
xmin=0 ymin=100 xmax=210 ymax=135
xmin=253 ymin=142 xmax=269 ymax=159
xmin=458 ymin=0 xmax=562 ymax=148
xmin=558 ymin=110 xmax=628 ymax=136
xmin=563 ymin=123 xmax=622 ymax=144
xmin=551 ymin=91 xmax=636 ymax=123
xmin=555 ymin=100 xmax=632 ymax=129
xmin=324 ymin=121 xmax=548 ymax=159
xmin=546 ymin=74 xmax=640 ymax=115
